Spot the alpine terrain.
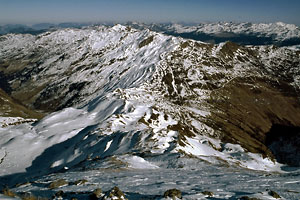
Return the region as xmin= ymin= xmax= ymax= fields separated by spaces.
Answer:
xmin=127 ymin=21 xmax=300 ymax=47
xmin=0 ymin=23 xmax=300 ymax=199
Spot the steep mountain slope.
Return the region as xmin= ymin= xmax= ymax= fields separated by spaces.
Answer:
xmin=0 ymin=25 xmax=181 ymax=177
xmin=0 ymin=25 xmax=300 ymax=199
xmin=0 ymin=25 xmax=176 ymax=112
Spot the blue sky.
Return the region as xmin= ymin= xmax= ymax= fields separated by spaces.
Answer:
xmin=0 ymin=0 xmax=300 ymax=25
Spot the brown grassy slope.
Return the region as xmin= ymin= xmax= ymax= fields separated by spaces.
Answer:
xmin=0 ymin=88 xmax=44 ymax=119
xmin=207 ymin=77 xmax=300 ymax=158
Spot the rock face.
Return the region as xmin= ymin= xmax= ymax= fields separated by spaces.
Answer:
xmin=0 ymin=24 xmax=300 ymax=173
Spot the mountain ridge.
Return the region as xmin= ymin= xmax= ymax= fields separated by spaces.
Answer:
xmin=0 ymin=24 xmax=300 ymax=199
xmin=1 ymin=21 xmax=300 ymax=46
xmin=126 ymin=21 xmax=300 ymax=46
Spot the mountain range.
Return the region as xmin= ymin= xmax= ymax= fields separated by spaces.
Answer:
xmin=1 ymin=21 xmax=300 ymax=47
xmin=0 ymin=23 xmax=300 ymax=199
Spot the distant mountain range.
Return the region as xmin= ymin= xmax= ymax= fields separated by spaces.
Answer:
xmin=1 ymin=21 xmax=300 ymax=47
xmin=125 ymin=21 xmax=300 ymax=46
xmin=0 ymin=22 xmax=110 ymax=35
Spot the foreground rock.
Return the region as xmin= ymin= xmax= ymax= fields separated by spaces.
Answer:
xmin=103 ymin=186 xmax=127 ymax=200
xmin=48 ymin=179 xmax=68 ymax=189
xmin=163 ymin=188 xmax=182 ymax=199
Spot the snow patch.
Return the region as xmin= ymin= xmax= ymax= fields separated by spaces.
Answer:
xmin=176 ymin=135 xmax=284 ymax=172
xmin=118 ymin=155 xmax=159 ymax=169
xmin=104 ymin=140 xmax=113 ymax=152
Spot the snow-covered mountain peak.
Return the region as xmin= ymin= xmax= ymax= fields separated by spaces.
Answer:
xmin=275 ymin=21 xmax=297 ymax=29
xmin=0 ymin=25 xmax=178 ymax=111
xmin=111 ymin=24 xmax=128 ymax=32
